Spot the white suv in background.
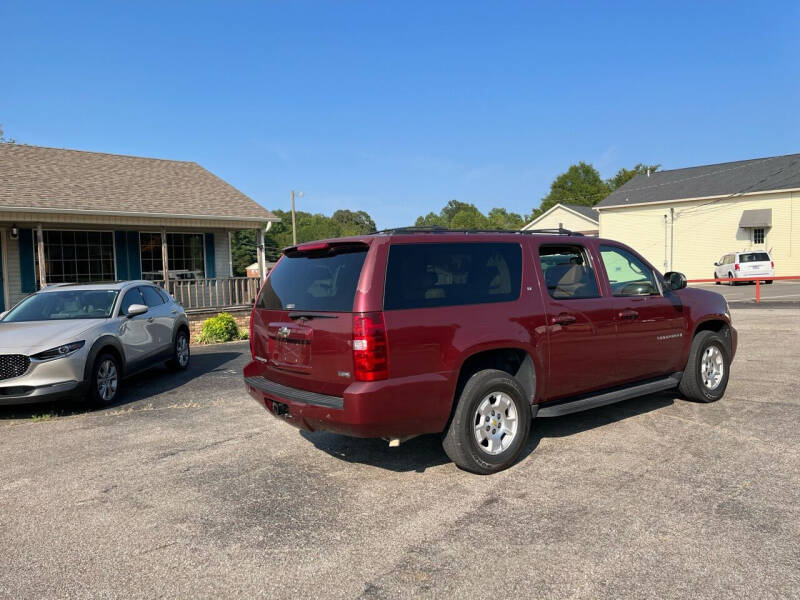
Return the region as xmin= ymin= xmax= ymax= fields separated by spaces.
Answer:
xmin=714 ymin=251 xmax=774 ymax=285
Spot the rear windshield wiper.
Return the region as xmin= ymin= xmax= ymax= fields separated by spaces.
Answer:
xmin=288 ymin=311 xmax=339 ymax=320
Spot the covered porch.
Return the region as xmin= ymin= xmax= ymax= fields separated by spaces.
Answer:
xmin=0 ymin=143 xmax=279 ymax=313
xmin=0 ymin=215 xmax=272 ymax=312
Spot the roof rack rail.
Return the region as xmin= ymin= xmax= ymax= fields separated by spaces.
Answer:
xmin=372 ymin=226 xmax=583 ymax=237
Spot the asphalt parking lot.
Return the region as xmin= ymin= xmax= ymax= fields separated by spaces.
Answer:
xmin=691 ymin=280 xmax=800 ymax=305
xmin=2 ymin=308 xmax=799 ymax=599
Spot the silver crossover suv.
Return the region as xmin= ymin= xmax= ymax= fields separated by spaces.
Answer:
xmin=0 ymin=281 xmax=190 ymax=406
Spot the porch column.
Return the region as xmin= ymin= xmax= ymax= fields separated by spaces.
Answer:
xmin=256 ymin=227 xmax=266 ymax=282
xmin=36 ymin=223 xmax=47 ymax=288
xmin=161 ymin=228 xmax=170 ymax=286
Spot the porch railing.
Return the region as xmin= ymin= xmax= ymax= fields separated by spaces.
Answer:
xmin=153 ymin=277 xmax=261 ymax=311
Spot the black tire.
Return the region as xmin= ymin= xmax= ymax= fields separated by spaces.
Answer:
xmin=167 ymin=329 xmax=190 ymax=371
xmin=442 ymin=369 xmax=532 ymax=475
xmin=714 ymin=272 xmax=720 ymax=285
xmin=679 ymin=330 xmax=730 ymax=403
xmin=87 ymin=352 xmax=121 ymax=407
xmin=728 ymin=271 xmax=737 ymax=286
xmin=765 ymin=279 xmax=773 ymax=285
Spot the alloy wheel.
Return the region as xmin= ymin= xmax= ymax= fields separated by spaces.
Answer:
xmin=700 ymin=345 xmax=724 ymax=390
xmin=96 ymin=359 xmax=118 ymax=402
xmin=473 ymin=391 xmax=519 ymax=455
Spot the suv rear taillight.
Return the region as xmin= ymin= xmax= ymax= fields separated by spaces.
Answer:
xmin=771 ymin=261 xmax=775 ymax=268
xmin=734 ymin=263 xmax=740 ymax=271
xmin=352 ymin=312 xmax=389 ymax=381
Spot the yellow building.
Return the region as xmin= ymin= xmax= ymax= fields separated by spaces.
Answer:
xmin=522 ymin=203 xmax=599 ymax=236
xmin=596 ymin=154 xmax=800 ymax=279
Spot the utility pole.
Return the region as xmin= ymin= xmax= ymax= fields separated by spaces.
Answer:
xmin=290 ymin=190 xmax=304 ymax=246
xmin=670 ymin=207 xmax=675 ymax=271
xmin=291 ymin=190 xmax=297 ymax=245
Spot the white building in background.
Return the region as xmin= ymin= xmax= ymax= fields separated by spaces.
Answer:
xmin=522 ymin=203 xmax=599 ymax=236
xmin=595 ymin=153 xmax=800 ymax=279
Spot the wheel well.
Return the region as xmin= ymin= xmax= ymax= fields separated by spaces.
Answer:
xmin=453 ymin=348 xmax=535 ymax=404
xmin=94 ymin=344 xmax=124 ymax=375
xmin=176 ymin=323 xmax=189 ymax=342
xmin=694 ymin=319 xmax=730 ymax=341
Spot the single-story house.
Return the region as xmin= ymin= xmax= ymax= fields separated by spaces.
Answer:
xmin=0 ymin=144 xmax=279 ymax=313
xmin=596 ymin=153 xmax=800 ymax=279
xmin=522 ymin=203 xmax=599 ymax=236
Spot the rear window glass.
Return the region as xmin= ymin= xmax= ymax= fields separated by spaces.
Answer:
xmin=384 ymin=243 xmax=522 ymax=310
xmin=256 ymin=247 xmax=368 ymax=312
xmin=739 ymin=252 xmax=770 ymax=263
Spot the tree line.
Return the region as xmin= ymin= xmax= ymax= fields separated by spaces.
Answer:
xmin=232 ymin=160 xmax=659 ymax=275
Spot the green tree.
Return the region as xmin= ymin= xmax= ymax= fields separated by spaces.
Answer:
xmin=331 ymin=209 xmax=377 ymax=235
xmin=449 ymin=205 xmax=489 ymax=229
xmin=607 ymin=163 xmax=660 ymax=191
xmin=230 ymin=230 xmax=260 ymax=276
xmin=414 ymin=211 xmax=447 ymax=227
xmin=487 ymin=207 xmax=524 ymax=230
xmin=531 ymin=162 xmax=610 ymax=220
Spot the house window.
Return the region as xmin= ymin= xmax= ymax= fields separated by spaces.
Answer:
xmin=753 ymin=228 xmax=765 ymax=244
xmin=35 ymin=230 xmax=115 ymax=286
xmin=140 ymin=232 xmax=205 ymax=280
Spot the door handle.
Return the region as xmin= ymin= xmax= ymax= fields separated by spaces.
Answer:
xmin=552 ymin=313 xmax=577 ymax=326
xmin=619 ymin=309 xmax=639 ymax=320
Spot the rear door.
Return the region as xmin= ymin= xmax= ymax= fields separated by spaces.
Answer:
xmin=117 ymin=287 xmax=153 ymax=367
xmin=251 ymin=241 xmax=371 ymax=397
xmin=139 ymin=285 xmax=173 ymax=352
xmin=597 ymin=244 xmax=687 ymax=382
xmin=534 ymin=242 xmax=619 ymax=399
xmin=738 ymin=252 xmax=772 ymax=277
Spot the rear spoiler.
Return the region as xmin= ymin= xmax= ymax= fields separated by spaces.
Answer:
xmin=284 ymin=240 xmax=369 ymax=258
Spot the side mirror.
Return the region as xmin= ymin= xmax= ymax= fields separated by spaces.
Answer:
xmin=0 ymin=311 xmax=8 ymax=320
xmin=713 ymin=262 xmax=719 ymax=266
xmin=126 ymin=303 xmax=148 ymax=317
xmin=664 ymin=271 xmax=687 ymax=291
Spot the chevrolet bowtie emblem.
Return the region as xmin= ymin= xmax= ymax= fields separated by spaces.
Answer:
xmin=277 ymin=326 xmax=290 ymax=339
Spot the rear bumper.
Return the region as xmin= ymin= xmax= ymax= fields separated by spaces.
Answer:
xmin=0 ymin=380 xmax=83 ymax=406
xmin=243 ymin=363 xmax=452 ymax=438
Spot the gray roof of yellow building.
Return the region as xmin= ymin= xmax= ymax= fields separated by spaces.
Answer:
xmin=597 ymin=153 xmax=800 ymax=208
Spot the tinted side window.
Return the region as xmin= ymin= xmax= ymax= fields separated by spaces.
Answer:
xmin=156 ymin=287 xmax=172 ymax=303
xmin=600 ymin=245 xmax=659 ymax=296
xmin=140 ymin=286 xmax=165 ymax=307
xmin=120 ymin=288 xmax=145 ymax=314
xmin=384 ymin=243 xmax=522 ymax=310
xmin=538 ymin=245 xmax=600 ymax=299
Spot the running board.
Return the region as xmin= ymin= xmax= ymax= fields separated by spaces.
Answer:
xmin=537 ymin=373 xmax=682 ymax=418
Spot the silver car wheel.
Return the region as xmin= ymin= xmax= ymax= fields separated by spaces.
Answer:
xmin=96 ymin=359 xmax=118 ymax=402
xmin=177 ymin=334 xmax=189 ymax=367
xmin=473 ymin=391 xmax=518 ymax=455
xmin=700 ymin=345 xmax=724 ymax=390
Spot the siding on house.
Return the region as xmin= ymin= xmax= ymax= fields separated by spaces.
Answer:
xmin=598 ymin=190 xmax=800 ymax=279
xmin=524 ymin=206 xmax=599 ymax=234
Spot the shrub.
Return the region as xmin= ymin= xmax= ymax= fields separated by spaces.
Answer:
xmin=196 ymin=312 xmax=245 ymax=344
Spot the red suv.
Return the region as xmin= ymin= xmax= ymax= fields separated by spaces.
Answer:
xmin=244 ymin=229 xmax=736 ymax=474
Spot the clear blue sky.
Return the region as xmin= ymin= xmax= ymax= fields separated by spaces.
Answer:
xmin=2 ymin=1 xmax=798 ymax=228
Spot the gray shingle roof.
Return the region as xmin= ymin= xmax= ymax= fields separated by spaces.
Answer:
xmin=0 ymin=144 xmax=276 ymax=221
xmin=597 ymin=153 xmax=800 ymax=209
xmin=562 ymin=203 xmax=599 ymax=223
